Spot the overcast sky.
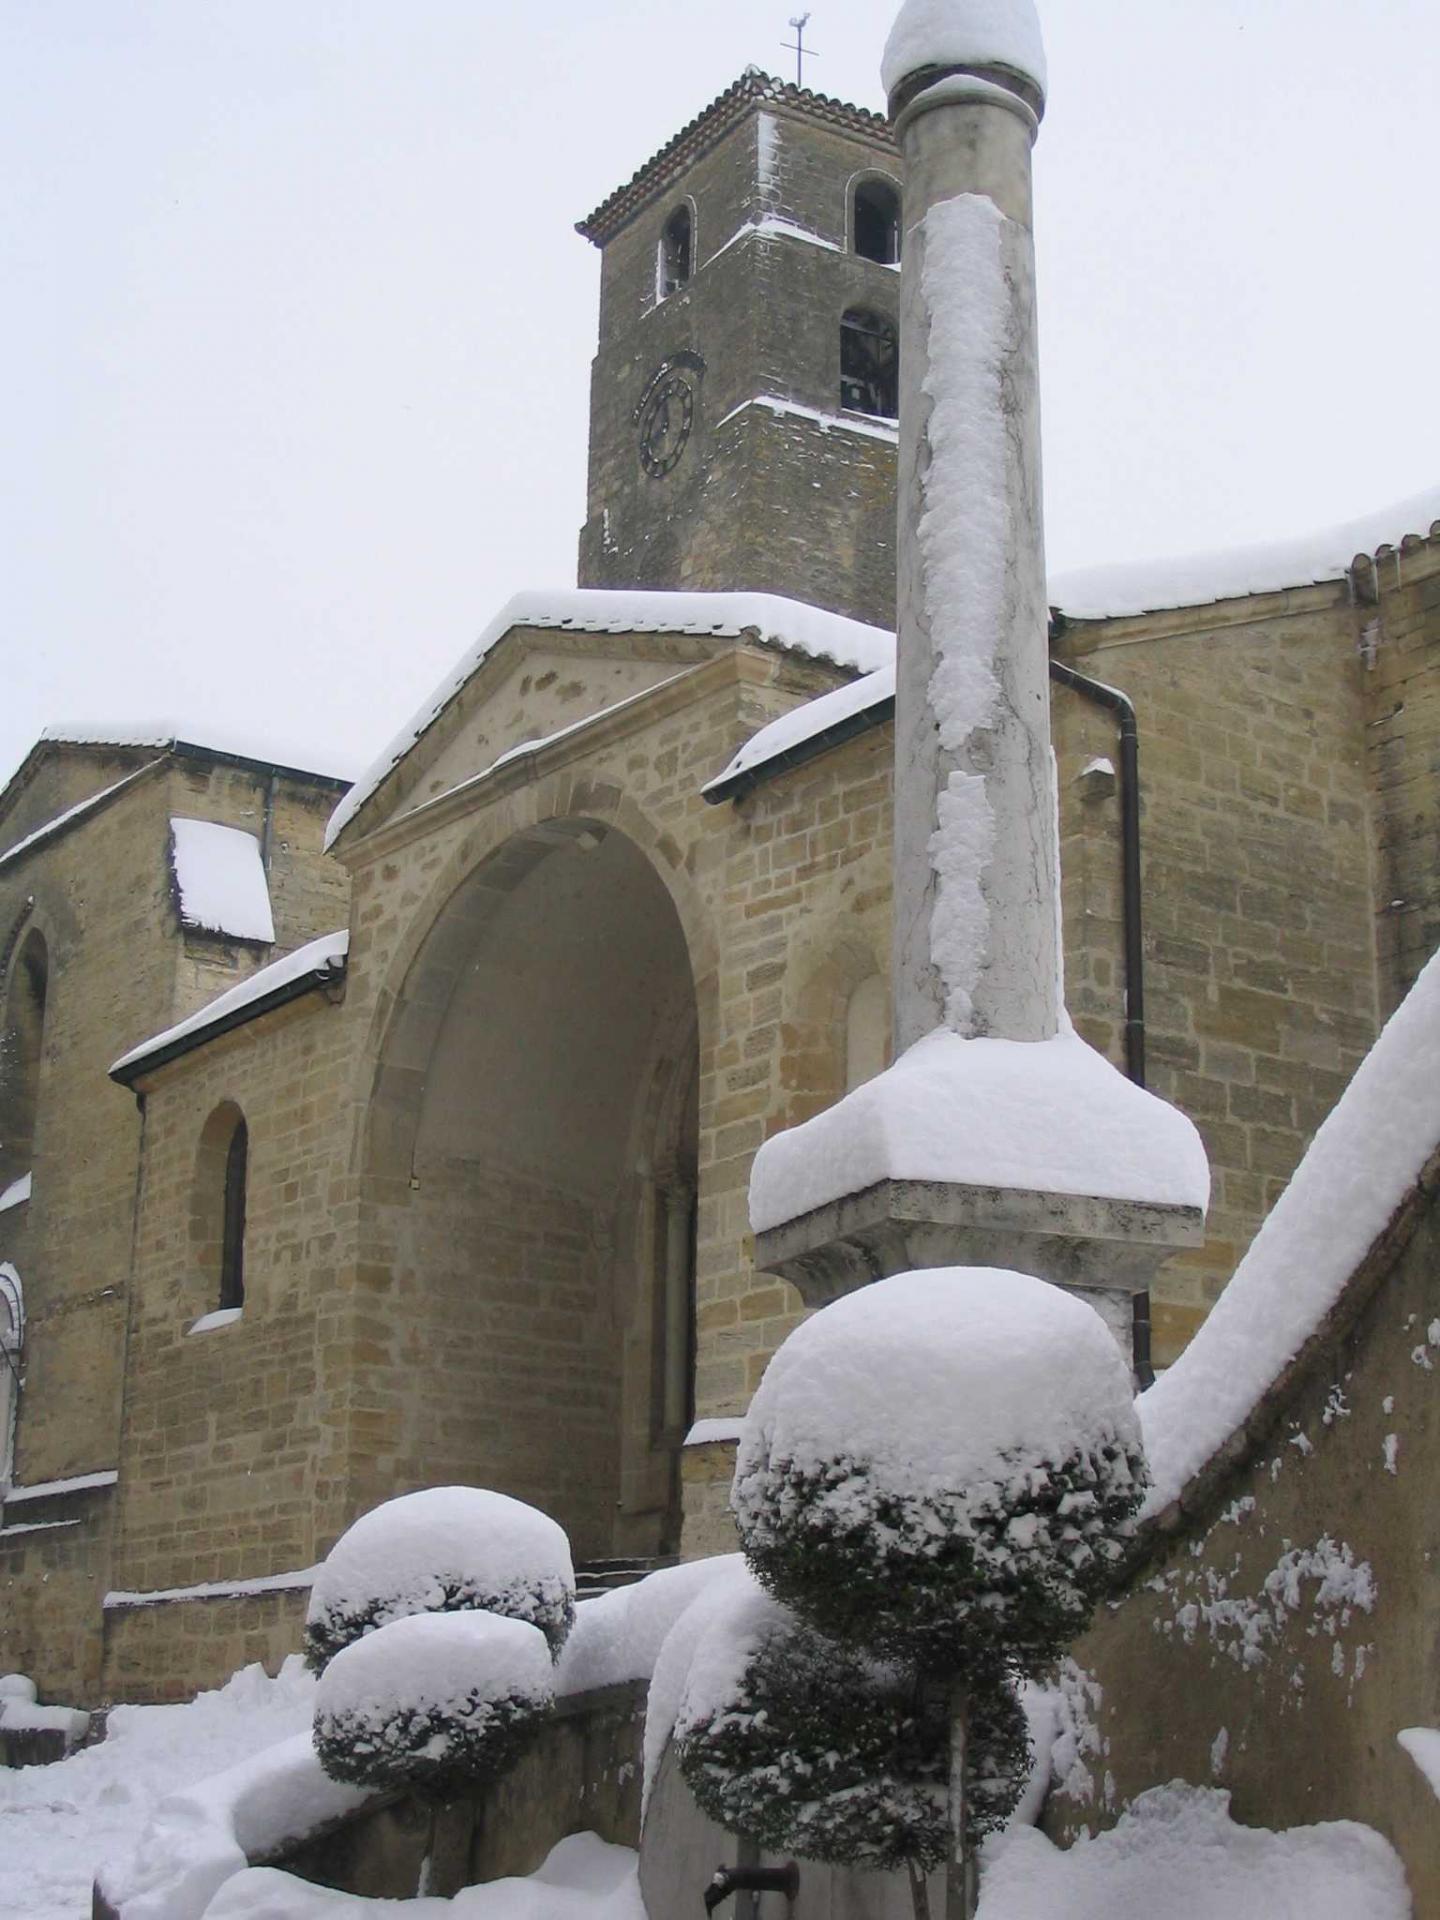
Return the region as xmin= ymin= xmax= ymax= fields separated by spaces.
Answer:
xmin=3 ymin=1 xmax=1437 ymax=790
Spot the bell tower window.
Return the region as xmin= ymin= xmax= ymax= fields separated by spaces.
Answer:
xmin=220 ymin=1117 xmax=248 ymax=1311
xmin=658 ymin=205 xmax=693 ymax=298
xmin=840 ymin=308 xmax=899 ymax=418
xmin=853 ymin=178 xmax=901 ymax=265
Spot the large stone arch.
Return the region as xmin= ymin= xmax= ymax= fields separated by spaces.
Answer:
xmin=354 ymin=806 xmax=706 ymax=1562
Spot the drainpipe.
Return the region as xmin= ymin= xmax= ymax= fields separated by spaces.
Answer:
xmin=1046 ymin=655 xmax=1154 ymax=1388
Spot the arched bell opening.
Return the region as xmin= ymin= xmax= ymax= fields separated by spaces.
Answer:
xmin=363 ymin=818 xmax=699 ymax=1562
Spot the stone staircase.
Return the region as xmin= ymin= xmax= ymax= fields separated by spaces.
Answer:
xmin=574 ymin=1555 xmax=676 ymax=1602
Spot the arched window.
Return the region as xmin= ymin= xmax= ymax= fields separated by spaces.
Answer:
xmin=194 ymin=1103 xmax=249 ymax=1315
xmin=0 ymin=1265 xmax=22 ymax=1492
xmin=840 ymin=308 xmax=899 ymax=418
xmin=0 ymin=928 xmax=48 ymax=1194
xmin=658 ymin=204 xmax=692 ymax=298
xmin=221 ymin=1118 xmax=248 ymax=1310
xmin=853 ymin=178 xmax=901 ymax=265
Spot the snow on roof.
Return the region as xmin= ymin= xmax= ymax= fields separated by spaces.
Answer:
xmin=0 ymin=1173 xmax=31 ymax=1215
xmin=170 ymin=820 xmax=275 ymax=945
xmin=1139 ymin=942 xmax=1440 ymax=1521
xmin=5 ymin=1468 xmax=118 ymax=1504
xmin=110 ymin=929 xmax=349 ymax=1081
xmin=1050 ymin=484 xmax=1440 ymax=623
xmin=38 ymin=721 xmax=357 ymax=785
xmin=0 ymin=764 xmax=160 ymax=872
xmin=882 ymin=0 xmax=1048 ymax=101
xmin=703 ymin=661 xmax=895 ymax=799
xmin=324 ymin=588 xmax=892 ymax=851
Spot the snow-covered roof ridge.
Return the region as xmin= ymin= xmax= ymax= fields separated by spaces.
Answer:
xmin=1139 ymin=943 xmax=1440 ymax=1523
xmin=1051 ymin=482 xmax=1440 ymax=623
xmin=324 ymin=588 xmax=892 ymax=851
xmin=704 ymin=661 xmax=896 ymax=801
xmin=0 ymin=762 xmax=163 ymax=872
xmin=110 ymin=929 xmax=349 ymax=1083
xmin=577 ymin=69 xmax=891 ymax=247
xmin=882 ymin=0 xmax=1048 ymax=102
xmin=36 ymin=722 xmax=357 ymax=785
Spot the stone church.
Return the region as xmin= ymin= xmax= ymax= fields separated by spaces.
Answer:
xmin=1 ymin=66 xmax=1436 ymax=1725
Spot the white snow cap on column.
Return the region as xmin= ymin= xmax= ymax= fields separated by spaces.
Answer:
xmin=882 ymin=0 xmax=1048 ymax=101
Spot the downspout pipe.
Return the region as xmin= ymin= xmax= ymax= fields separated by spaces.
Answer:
xmin=1046 ymin=655 xmax=1154 ymax=1388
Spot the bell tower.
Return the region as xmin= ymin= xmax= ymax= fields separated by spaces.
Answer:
xmin=576 ymin=71 xmax=901 ymax=631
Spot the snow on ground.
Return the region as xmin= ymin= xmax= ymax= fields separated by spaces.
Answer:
xmin=882 ymin=0 xmax=1048 ymax=98
xmin=1139 ymin=944 xmax=1440 ymax=1517
xmin=170 ymin=820 xmax=276 ymax=944
xmin=202 ymin=1834 xmax=645 ymax=1918
xmin=0 ymin=1659 xmax=318 ymax=1920
xmin=975 ymin=1782 xmax=1410 ymax=1919
xmin=749 ymin=1023 xmax=1209 ymax=1233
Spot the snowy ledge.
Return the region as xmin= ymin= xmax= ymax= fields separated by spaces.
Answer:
xmin=0 ymin=1171 xmax=31 ymax=1213
xmin=110 ymin=931 xmax=349 ymax=1085
xmin=325 ymin=588 xmax=892 ymax=850
xmin=6 ymin=1467 xmax=118 ymax=1504
xmin=682 ymin=1417 xmax=745 ymax=1447
xmin=103 ymin=1565 xmax=320 ymax=1612
xmin=715 ymin=394 xmax=900 ymax=445
xmin=1138 ymin=945 xmax=1440 ymax=1521
xmin=750 ymin=1025 xmax=1210 ymax=1235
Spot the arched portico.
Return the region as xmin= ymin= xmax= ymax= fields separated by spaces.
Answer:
xmin=361 ymin=816 xmax=700 ymax=1560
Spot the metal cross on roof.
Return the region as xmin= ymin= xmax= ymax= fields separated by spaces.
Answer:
xmin=783 ymin=12 xmax=818 ymax=88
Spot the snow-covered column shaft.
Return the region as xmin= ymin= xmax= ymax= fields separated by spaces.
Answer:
xmin=886 ymin=4 xmax=1057 ymax=1052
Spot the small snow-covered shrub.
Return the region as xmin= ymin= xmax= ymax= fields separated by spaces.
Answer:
xmin=0 ymin=1673 xmax=38 ymax=1703
xmin=675 ymin=1587 xmax=1028 ymax=1869
xmin=732 ymin=1268 xmax=1147 ymax=1675
xmin=304 ymin=1486 xmax=574 ymax=1672
xmin=313 ymin=1610 xmax=554 ymax=1800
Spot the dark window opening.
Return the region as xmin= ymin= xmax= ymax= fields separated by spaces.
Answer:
xmin=840 ymin=308 xmax=899 ymax=418
xmin=220 ymin=1119 xmax=248 ymax=1310
xmin=853 ymin=179 xmax=901 ymax=265
xmin=0 ymin=929 xmax=48 ymax=1192
xmin=659 ymin=205 xmax=693 ymax=298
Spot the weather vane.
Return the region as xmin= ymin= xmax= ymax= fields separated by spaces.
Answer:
xmin=783 ymin=12 xmax=818 ymax=88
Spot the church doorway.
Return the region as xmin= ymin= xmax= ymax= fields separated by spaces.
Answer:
xmin=367 ymin=819 xmax=698 ymax=1563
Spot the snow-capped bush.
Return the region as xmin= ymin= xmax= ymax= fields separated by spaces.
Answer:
xmin=0 ymin=1673 xmax=38 ymax=1703
xmin=674 ymin=1585 xmax=1028 ymax=1870
xmin=312 ymin=1610 xmax=554 ymax=1800
xmin=732 ymin=1268 xmax=1147 ymax=1674
xmin=304 ymin=1486 xmax=575 ymax=1672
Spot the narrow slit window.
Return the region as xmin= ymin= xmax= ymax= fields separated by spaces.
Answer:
xmin=220 ymin=1119 xmax=248 ymax=1311
xmin=658 ymin=205 xmax=692 ymax=298
xmin=853 ymin=179 xmax=901 ymax=265
xmin=840 ymin=308 xmax=899 ymax=418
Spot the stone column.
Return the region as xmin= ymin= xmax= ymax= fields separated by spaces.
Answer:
xmin=748 ymin=3 xmax=1208 ymax=1323
xmin=889 ymin=60 xmax=1058 ymax=1051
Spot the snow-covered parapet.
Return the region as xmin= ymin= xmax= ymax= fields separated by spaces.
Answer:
xmin=1139 ymin=944 xmax=1440 ymax=1519
xmin=882 ymin=0 xmax=1048 ymax=103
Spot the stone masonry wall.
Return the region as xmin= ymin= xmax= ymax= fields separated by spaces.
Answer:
xmin=1054 ymin=583 xmax=1382 ymax=1361
xmin=1051 ymin=1152 xmax=1440 ymax=1917
xmin=1363 ymin=534 xmax=1440 ymax=1015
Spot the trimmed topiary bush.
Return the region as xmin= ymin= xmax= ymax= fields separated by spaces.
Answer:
xmin=674 ymin=1586 xmax=1029 ymax=1872
xmin=731 ymin=1268 xmax=1147 ymax=1678
xmin=313 ymin=1609 xmax=554 ymax=1802
xmin=304 ymin=1486 xmax=575 ymax=1673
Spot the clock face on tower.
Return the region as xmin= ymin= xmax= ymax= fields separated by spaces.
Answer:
xmin=633 ymin=352 xmax=705 ymax=480
xmin=637 ymin=371 xmax=694 ymax=477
